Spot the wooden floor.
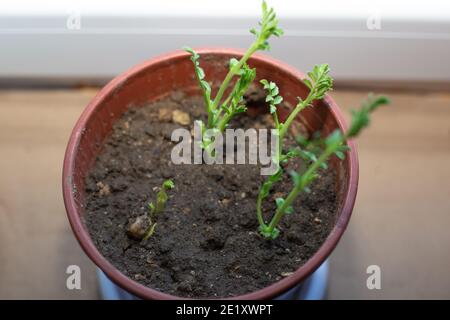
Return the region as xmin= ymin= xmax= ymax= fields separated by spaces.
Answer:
xmin=0 ymin=88 xmax=449 ymax=299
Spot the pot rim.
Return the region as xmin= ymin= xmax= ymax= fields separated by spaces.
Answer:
xmin=63 ymin=47 xmax=359 ymax=300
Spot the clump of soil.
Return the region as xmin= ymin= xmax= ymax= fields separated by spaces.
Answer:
xmin=84 ymin=90 xmax=338 ymax=298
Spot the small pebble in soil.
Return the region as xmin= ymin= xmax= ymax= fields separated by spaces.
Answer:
xmin=281 ymin=272 xmax=294 ymax=277
xmin=158 ymin=108 xmax=173 ymax=122
xmin=96 ymin=181 xmax=111 ymax=196
xmin=183 ymin=207 xmax=191 ymax=214
xmin=134 ymin=273 xmax=146 ymax=281
xmin=220 ymin=198 xmax=231 ymax=206
xmin=172 ymin=110 xmax=191 ymax=125
xmin=126 ymin=215 xmax=150 ymax=240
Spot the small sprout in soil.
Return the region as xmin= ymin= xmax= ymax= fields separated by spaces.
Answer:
xmin=183 ymin=0 xmax=283 ymax=149
xmin=257 ymin=77 xmax=389 ymax=239
xmin=150 ymin=179 xmax=175 ymax=216
xmin=126 ymin=179 xmax=175 ymax=241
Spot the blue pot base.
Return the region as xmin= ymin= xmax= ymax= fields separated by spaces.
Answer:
xmin=97 ymin=259 xmax=328 ymax=300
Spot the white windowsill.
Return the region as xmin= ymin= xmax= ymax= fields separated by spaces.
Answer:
xmin=0 ymin=0 xmax=449 ymax=84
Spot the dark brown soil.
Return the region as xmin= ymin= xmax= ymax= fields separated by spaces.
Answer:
xmin=84 ymin=90 xmax=338 ymax=298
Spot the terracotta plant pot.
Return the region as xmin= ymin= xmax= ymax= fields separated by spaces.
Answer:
xmin=63 ymin=48 xmax=358 ymax=300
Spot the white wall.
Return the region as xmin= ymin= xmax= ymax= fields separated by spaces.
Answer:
xmin=1 ymin=0 xmax=450 ymax=83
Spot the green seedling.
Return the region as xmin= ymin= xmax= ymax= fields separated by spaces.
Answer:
xmin=184 ymin=1 xmax=283 ymax=149
xmin=143 ymin=179 xmax=175 ymax=240
xmin=148 ymin=179 xmax=175 ymax=216
xmin=127 ymin=180 xmax=175 ymax=241
xmin=257 ymin=75 xmax=389 ymax=239
xmin=256 ymin=64 xmax=334 ymax=238
xmin=179 ymin=1 xmax=389 ymax=241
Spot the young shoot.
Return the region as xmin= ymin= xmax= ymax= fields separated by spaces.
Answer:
xmin=183 ymin=1 xmax=283 ymax=148
xmin=148 ymin=179 xmax=175 ymax=216
xmin=143 ymin=179 xmax=175 ymax=240
xmin=258 ymin=70 xmax=389 ymax=239
xmin=257 ymin=64 xmax=334 ymax=238
xmin=127 ymin=180 xmax=175 ymax=241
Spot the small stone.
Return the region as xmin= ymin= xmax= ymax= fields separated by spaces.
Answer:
xmin=158 ymin=108 xmax=172 ymax=122
xmin=314 ymin=217 xmax=322 ymax=223
xmin=183 ymin=207 xmax=191 ymax=214
xmin=240 ymin=192 xmax=246 ymax=198
xmin=172 ymin=110 xmax=191 ymax=125
xmin=220 ymin=198 xmax=231 ymax=206
xmin=281 ymin=272 xmax=294 ymax=277
xmin=134 ymin=273 xmax=146 ymax=281
xmin=126 ymin=215 xmax=150 ymax=240
xmin=96 ymin=181 xmax=111 ymax=196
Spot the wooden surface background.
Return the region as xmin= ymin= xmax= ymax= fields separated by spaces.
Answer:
xmin=0 ymin=88 xmax=449 ymax=299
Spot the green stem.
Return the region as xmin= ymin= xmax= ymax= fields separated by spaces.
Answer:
xmin=221 ymin=94 xmax=233 ymax=113
xmin=255 ymin=113 xmax=282 ymax=225
xmin=273 ymin=111 xmax=280 ymax=129
xmin=217 ymin=112 xmax=235 ymax=132
xmin=266 ymin=143 xmax=339 ymax=233
xmin=278 ymin=94 xmax=314 ymax=140
xmin=256 ymin=194 xmax=266 ymax=227
xmin=211 ymin=76 xmax=241 ymax=128
xmin=142 ymin=223 xmax=157 ymax=241
xmin=210 ymin=43 xmax=259 ymax=113
xmin=207 ymin=110 xmax=214 ymax=128
xmin=256 ymin=82 xmax=320 ymax=234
